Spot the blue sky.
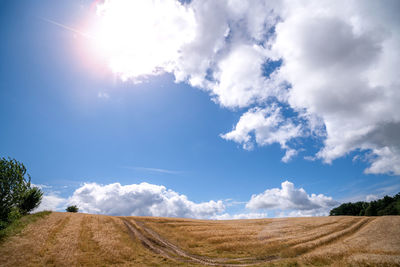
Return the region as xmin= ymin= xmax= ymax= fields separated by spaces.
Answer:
xmin=1 ymin=0 xmax=399 ymax=218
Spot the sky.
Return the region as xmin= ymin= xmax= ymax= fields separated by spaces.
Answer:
xmin=1 ymin=0 xmax=399 ymax=219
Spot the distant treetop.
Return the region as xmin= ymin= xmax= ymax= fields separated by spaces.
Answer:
xmin=66 ymin=205 xmax=79 ymax=213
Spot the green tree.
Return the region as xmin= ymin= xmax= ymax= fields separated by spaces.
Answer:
xmin=0 ymin=157 xmax=43 ymax=228
xmin=330 ymin=193 xmax=400 ymax=216
xmin=365 ymin=202 xmax=377 ymax=216
xmin=66 ymin=205 xmax=79 ymax=213
xmin=18 ymin=187 xmax=43 ymax=215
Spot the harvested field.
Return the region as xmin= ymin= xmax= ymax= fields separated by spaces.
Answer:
xmin=1 ymin=212 xmax=399 ymax=266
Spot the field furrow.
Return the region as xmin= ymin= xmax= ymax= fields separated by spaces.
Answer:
xmin=0 ymin=213 xmax=399 ymax=266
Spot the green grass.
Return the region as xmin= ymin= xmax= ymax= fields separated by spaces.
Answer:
xmin=0 ymin=211 xmax=52 ymax=242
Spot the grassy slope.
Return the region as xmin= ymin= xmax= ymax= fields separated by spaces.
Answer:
xmin=0 ymin=211 xmax=52 ymax=242
xmin=0 ymin=212 xmax=399 ymax=266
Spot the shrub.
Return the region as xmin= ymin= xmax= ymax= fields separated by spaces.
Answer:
xmin=66 ymin=205 xmax=79 ymax=212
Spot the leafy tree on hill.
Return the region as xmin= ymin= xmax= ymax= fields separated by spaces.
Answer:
xmin=18 ymin=187 xmax=43 ymax=215
xmin=330 ymin=193 xmax=400 ymax=216
xmin=0 ymin=157 xmax=43 ymax=229
xmin=66 ymin=205 xmax=79 ymax=212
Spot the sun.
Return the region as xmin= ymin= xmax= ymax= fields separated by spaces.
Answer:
xmin=87 ymin=0 xmax=196 ymax=81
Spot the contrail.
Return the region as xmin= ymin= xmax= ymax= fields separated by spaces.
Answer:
xmin=39 ymin=17 xmax=92 ymax=39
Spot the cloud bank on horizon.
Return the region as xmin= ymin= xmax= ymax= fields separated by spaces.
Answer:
xmin=90 ymin=0 xmax=400 ymax=175
xmin=36 ymin=180 xmax=338 ymax=219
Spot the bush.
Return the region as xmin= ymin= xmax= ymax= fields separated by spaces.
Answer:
xmin=66 ymin=205 xmax=79 ymax=212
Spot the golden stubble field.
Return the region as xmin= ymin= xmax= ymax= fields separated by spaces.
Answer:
xmin=0 ymin=212 xmax=399 ymax=266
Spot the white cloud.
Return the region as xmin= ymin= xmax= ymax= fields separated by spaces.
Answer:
xmin=67 ymin=182 xmax=224 ymax=219
xmin=213 ymin=212 xmax=267 ymax=220
xmin=363 ymin=147 xmax=400 ymax=175
xmin=91 ymin=0 xmax=400 ymax=174
xmin=270 ymin=0 xmax=400 ymax=174
xmin=31 ymin=183 xmax=67 ymax=212
xmin=32 ymin=180 xmax=338 ymax=218
xmin=35 ymin=194 xmax=67 ymax=212
xmin=31 ymin=183 xmax=52 ymax=189
xmin=275 ymin=209 xmax=331 ymax=218
xmin=210 ymin=44 xmax=268 ymax=108
xmin=365 ymin=194 xmax=378 ymax=202
xmin=92 ymin=0 xmax=282 ymax=106
xmin=173 ymin=0 xmax=230 ymax=88
xmin=221 ymin=105 xmax=302 ymax=162
xmin=246 ymin=181 xmax=338 ymax=216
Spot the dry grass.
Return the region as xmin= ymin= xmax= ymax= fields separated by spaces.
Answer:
xmin=0 ymin=212 xmax=180 ymax=266
xmin=300 ymin=216 xmax=400 ymax=266
xmin=0 ymin=212 xmax=399 ymax=266
xmin=137 ymin=216 xmax=365 ymax=259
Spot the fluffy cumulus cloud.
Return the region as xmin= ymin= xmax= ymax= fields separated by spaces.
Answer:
xmin=35 ymin=194 xmax=67 ymax=212
xmin=272 ymin=1 xmax=400 ymax=174
xmin=32 ymin=184 xmax=67 ymax=212
xmin=93 ymin=0 xmax=400 ymax=174
xmin=67 ymin=182 xmax=224 ymax=219
xmin=221 ymin=105 xmax=302 ymax=162
xmin=246 ymin=181 xmax=338 ymax=216
xmin=34 ymin=181 xmax=337 ymax=218
xmin=213 ymin=212 xmax=268 ymax=220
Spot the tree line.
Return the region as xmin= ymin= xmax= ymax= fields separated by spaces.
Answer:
xmin=330 ymin=192 xmax=400 ymax=216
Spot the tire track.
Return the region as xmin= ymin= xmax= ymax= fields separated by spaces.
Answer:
xmin=123 ymin=217 xmax=374 ymax=265
xmin=282 ymin=217 xmax=375 ymax=257
xmin=122 ymin=218 xmax=175 ymax=260
xmin=282 ymin=218 xmax=360 ymax=248
xmin=122 ymin=218 xmax=278 ymax=266
xmin=39 ymin=216 xmax=71 ymax=257
xmin=135 ymin=219 xmax=279 ymax=264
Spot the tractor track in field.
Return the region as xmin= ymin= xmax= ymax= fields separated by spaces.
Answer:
xmin=122 ymin=217 xmax=374 ymax=266
xmin=122 ymin=218 xmax=278 ymax=266
xmin=281 ymin=217 xmax=376 ymax=257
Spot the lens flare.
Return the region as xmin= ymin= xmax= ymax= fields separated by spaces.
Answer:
xmin=87 ymin=0 xmax=196 ymax=81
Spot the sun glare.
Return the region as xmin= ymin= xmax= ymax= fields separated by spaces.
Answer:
xmin=87 ymin=0 xmax=196 ymax=81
